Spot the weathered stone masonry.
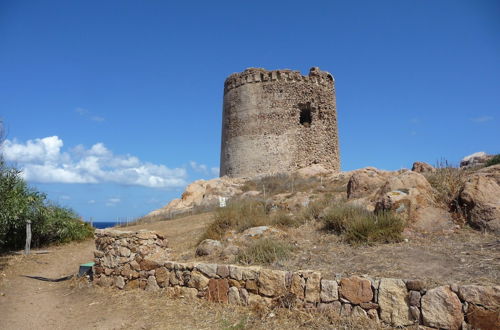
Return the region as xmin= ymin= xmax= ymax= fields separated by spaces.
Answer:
xmin=220 ymin=67 xmax=340 ymax=178
xmin=94 ymin=230 xmax=500 ymax=329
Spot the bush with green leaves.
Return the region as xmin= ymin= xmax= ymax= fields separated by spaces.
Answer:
xmin=485 ymin=154 xmax=500 ymax=167
xmin=0 ymin=159 xmax=93 ymax=250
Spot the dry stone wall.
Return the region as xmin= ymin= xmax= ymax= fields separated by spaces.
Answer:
xmin=94 ymin=230 xmax=499 ymax=329
xmin=220 ymin=67 xmax=340 ymax=178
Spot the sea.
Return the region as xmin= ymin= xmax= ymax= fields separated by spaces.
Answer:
xmin=89 ymin=221 xmax=120 ymax=229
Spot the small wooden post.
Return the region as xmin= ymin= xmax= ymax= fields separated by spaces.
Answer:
xmin=25 ymin=220 xmax=32 ymax=255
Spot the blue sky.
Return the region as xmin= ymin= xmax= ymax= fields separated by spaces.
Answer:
xmin=0 ymin=0 xmax=499 ymax=222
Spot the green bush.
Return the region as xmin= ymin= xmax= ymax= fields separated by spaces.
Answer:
xmin=0 ymin=158 xmax=93 ymax=250
xmin=321 ymin=203 xmax=404 ymax=245
xmin=485 ymin=154 xmax=500 ymax=167
xmin=235 ymin=238 xmax=293 ymax=265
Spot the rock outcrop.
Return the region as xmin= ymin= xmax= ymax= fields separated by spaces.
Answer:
xmin=147 ymin=177 xmax=244 ymax=217
xmin=458 ymin=165 xmax=500 ymax=234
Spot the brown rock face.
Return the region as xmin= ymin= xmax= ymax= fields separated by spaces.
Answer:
xmin=458 ymin=165 xmax=500 ymax=234
xmin=347 ymin=167 xmax=390 ymax=199
xmin=374 ymin=171 xmax=454 ymax=232
xmin=207 ymin=279 xmax=229 ymax=303
xmin=339 ymin=276 xmax=373 ymax=305
xmin=466 ymin=304 xmax=500 ymax=330
xmin=421 ymin=286 xmax=463 ymax=330
xmin=195 ymin=239 xmax=223 ymax=257
xmin=411 ymin=162 xmax=435 ymax=173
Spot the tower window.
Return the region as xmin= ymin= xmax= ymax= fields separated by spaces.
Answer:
xmin=299 ymin=107 xmax=312 ymax=127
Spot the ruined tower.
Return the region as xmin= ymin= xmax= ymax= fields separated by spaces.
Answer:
xmin=220 ymin=67 xmax=340 ymax=178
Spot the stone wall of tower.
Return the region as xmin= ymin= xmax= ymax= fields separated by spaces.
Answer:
xmin=220 ymin=67 xmax=340 ymax=178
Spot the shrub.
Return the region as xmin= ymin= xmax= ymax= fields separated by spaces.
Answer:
xmin=235 ymin=238 xmax=293 ymax=265
xmin=485 ymin=154 xmax=500 ymax=167
xmin=300 ymin=197 xmax=332 ymax=221
xmin=424 ymin=160 xmax=468 ymax=210
xmin=200 ymin=200 xmax=269 ymax=242
xmin=0 ymin=158 xmax=93 ymax=250
xmin=270 ymin=210 xmax=302 ymax=228
xmin=344 ymin=211 xmax=405 ymax=245
xmin=321 ymin=203 xmax=404 ymax=245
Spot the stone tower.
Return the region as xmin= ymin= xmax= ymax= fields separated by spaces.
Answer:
xmin=220 ymin=67 xmax=340 ymax=178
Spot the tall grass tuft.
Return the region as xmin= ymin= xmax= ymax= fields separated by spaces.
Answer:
xmin=424 ymin=160 xmax=468 ymax=210
xmin=321 ymin=204 xmax=404 ymax=245
xmin=235 ymin=238 xmax=293 ymax=265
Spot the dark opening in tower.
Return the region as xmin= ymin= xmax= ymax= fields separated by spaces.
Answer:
xmin=299 ymin=106 xmax=312 ymax=127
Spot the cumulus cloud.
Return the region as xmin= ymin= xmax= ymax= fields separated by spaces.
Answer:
xmin=471 ymin=116 xmax=493 ymax=123
xmin=190 ymin=161 xmax=208 ymax=173
xmin=3 ymin=136 xmax=187 ymax=188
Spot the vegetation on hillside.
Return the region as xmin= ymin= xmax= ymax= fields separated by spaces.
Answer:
xmin=485 ymin=154 xmax=500 ymax=167
xmin=0 ymin=124 xmax=93 ymax=251
xmin=321 ymin=204 xmax=404 ymax=245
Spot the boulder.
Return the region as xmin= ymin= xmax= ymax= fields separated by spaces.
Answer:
xmin=146 ymin=176 xmax=244 ymax=217
xmin=195 ymin=239 xmax=223 ymax=256
xmin=412 ymin=162 xmax=435 ymax=174
xmin=421 ymin=286 xmax=463 ymax=330
xmin=339 ymin=276 xmax=373 ymax=304
xmin=457 ymin=285 xmax=500 ymax=308
xmin=347 ymin=167 xmax=390 ymax=199
xmin=460 ymin=151 xmax=493 ymax=168
xmin=458 ymin=165 xmax=500 ymax=234
xmin=378 ymin=278 xmax=412 ymax=327
xmin=374 ymin=171 xmax=454 ymax=232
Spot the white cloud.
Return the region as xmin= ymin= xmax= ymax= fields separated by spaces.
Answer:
xmin=190 ymin=161 xmax=208 ymax=173
xmin=211 ymin=167 xmax=220 ymax=176
xmin=106 ymin=197 xmax=121 ymax=206
xmin=3 ymin=136 xmax=187 ymax=188
xmin=190 ymin=161 xmax=219 ymax=177
xmin=471 ymin=116 xmax=493 ymax=123
xmin=75 ymin=107 xmax=105 ymax=123
xmin=88 ymin=199 xmax=96 ymax=204
xmin=60 ymin=195 xmax=71 ymax=200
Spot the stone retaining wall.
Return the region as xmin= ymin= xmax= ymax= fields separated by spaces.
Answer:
xmin=94 ymin=230 xmax=499 ymax=329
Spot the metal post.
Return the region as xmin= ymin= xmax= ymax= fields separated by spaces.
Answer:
xmin=25 ymin=220 xmax=32 ymax=255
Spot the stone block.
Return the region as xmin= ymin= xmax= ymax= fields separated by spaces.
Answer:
xmin=320 ymin=279 xmax=338 ymax=302
xmin=339 ymin=276 xmax=373 ymax=304
xmin=207 ymin=279 xmax=229 ymax=303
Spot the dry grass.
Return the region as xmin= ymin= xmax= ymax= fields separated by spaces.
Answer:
xmin=321 ymin=204 xmax=405 ymax=245
xmin=424 ymin=160 xmax=469 ymax=209
xmin=235 ymin=238 xmax=294 ymax=265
